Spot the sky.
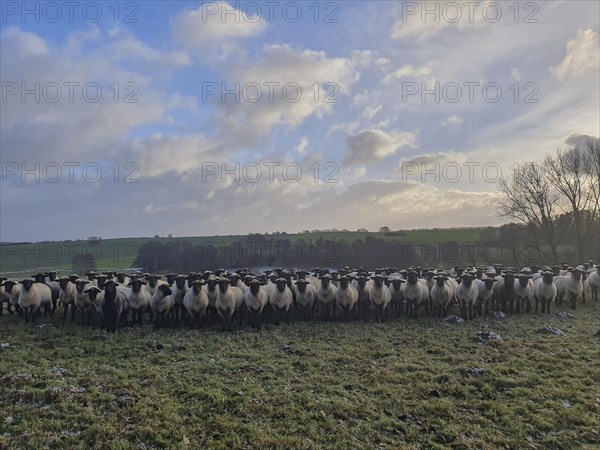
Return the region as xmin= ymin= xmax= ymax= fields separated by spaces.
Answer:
xmin=0 ymin=0 xmax=599 ymax=242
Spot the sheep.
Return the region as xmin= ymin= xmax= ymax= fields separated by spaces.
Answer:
xmin=554 ymin=268 xmax=584 ymax=310
xmin=474 ymin=277 xmax=495 ymax=316
xmin=74 ymin=280 xmax=95 ymax=325
xmin=203 ymin=276 xmax=220 ymax=322
xmin=455 ymin=273 xmax=478 ymax=320
xmin=584 ymin=266 xmax=599 ymax=302
xmin=84 ymin=285 xmax=105 ymax=318
xmin=354 ymin=275 xmax=372 ymax=321
xmin=492 ymin=272 xmax=516 ymax=312
xmin=115 ymin=272 xmax=131 ymax=287
xmin=183 ymin=280 xmax=209 ymax=328
xmin=513 ymin=273 xmax=534 ymax=313
xmin=388 ymin=276 xmax=405 ymax=317
xmin=1 ymin=279 xmax=23 ymax=316
xmin=18 ymin=279 xmax=52 ymax=323
xmin=151 ymin=284 xmax=174 ymax=328
xmin=335 ymin=276 xmax=358 ymax=321
xmin=102 ymin=280 xmax=122 ymax=332
xmin=0 ymin=277 xmax=10 ymax=316
xmin=243 ymin=279 xmax=269 ymax=330
xmin=430 ymin=275 xmax=453 ymax=318
xmin=145 ymin=275 xmax=167 ymax=297
xmin=215 ymin=278 xmax=238 ymax=331
xmin=293 ymin=279 xmax=316 ymax=321
xmin=402 ymin=271 xmax=429 ymax=319
xmin=269 ymin=278 xmax=293 ymax=325
xmin=533 ymin=271 xmax=557 ymax=314
xmin=127 ymin=279 xmax=152 ymax=325
xmin=369 ymin=274 xmax=392 ymax=322
xmin=316 ymin=274 xmax=337 ymax=320
xmin=57 ymin=276 xmax=77 ymax=321
xmin=171 ymin=275 xmax=188 ymax=322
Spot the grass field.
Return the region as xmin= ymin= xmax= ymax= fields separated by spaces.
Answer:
xmin=0 ymin=229 xmax=489 ymax=274
xmin=1 ymin=303 xmax=599 ymax=449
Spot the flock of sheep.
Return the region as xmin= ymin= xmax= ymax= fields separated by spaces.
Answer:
xmin=0 ymin=262 xmax=598 ymax=332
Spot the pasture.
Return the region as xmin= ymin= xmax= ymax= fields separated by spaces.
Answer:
xmin=1 ymin=303 xmax=599 ymax=449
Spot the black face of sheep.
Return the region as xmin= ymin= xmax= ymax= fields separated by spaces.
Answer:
xmin=320 ymin=276 xmax=331 ymax=288
xmin=339 ymin=276 xmax=349 ymax=289
xmin=147 ymin=275 xmax=161 ymax=288
xmin=357 ymin=277 xmax=367 ymax=288
xmin=46 ymin=271 xmax=58 ymax=281
xmin=276 ymin=278 xmax=287 ymax=292
xmin=542 ymin=272 xmax=554 ymax=284
xmin=4 ymin=280 xmax=17 ymax=293
xmin=406 ymin=272 xmax=418 ymax=285
xmin=434 ymin=276 xmax=446 ymax=287
xmin=570 ymin=269 xmax=583 ymax=281
xmin=128 ymin=279 xmax=146 ymax=294
xmin=229 ymin=274 xmax=241 ymax=285
xmin=84 ymin=286 xmax=101 ymax=300
xmin=461 ymin=274 xmax=474 ymax=287
xmin=85 ymin=272 xmax=96 ymax=281
xmin=116 ymin=273 xmax=127 ymax=283
xmin=391 ymin=279 xmax=403 ymax=290
xmin=58 ymin=277 xmax=71 ymax=290
xmin=166 ymin=274 xmax=177 ymax=285
xmin=175 ymin=276 xmax=186 ymax=289
xmin=218 ymin=279 xmax=230 ymax=293
xmin=372 ymin=275 xmax=385 ymax=288
xmin=95 ymin=275 xmax=109 ymax=288
xmin=206 ymin=279 xmax=218 ymax=291
xmin=249 ymin=280 xmax=262 ymax=295
xmin=191 ymin=280 xmax=203 ymax=294
xmin=483 ymin=279 xmax=495 ymax=290
xmin=75 ymin=280 xmax=89 ymax=293
xmin=31 ymin=273 xmax=46 ymax=283
xmin=157 ymin=284 xmax=172 ymax=297
xmin=517 ymin=275 xmax=530 ymax=287
xmin=295 ymin=279 xmax=307 ymax=293
xmin=20 ymin=279 xmax=35 ymax=291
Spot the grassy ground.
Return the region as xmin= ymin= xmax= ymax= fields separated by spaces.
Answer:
xmin=1 ymin=303 xmax=599 ymax=449
xmin=0 ymin=229 xmax=486 ymax=273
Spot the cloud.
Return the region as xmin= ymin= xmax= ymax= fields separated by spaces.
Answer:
xmin=344 ymin=129 xmax=418 ymax=165
xmin=564 ymin=133 xmax=599 ymax=150
xmin=383 ymin=64 xmax=432 ymax=83
xmin=295 ymin=136 xmax=309 ymax=154
xmin=550 ymin=29 xmax=600 ymax=81
xmin=171 ymin=2 xmax=267 ymax=45
xmin=363 ymin=104 xmax=382 ymax=121
xmin=441 ymin=115 xmax=463 ymax=126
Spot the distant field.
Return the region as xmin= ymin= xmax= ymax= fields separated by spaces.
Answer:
xmin=1 ymin=304 xmax=598 ymax=449
xmin=0 ymin=229 xmax=486 ymax=274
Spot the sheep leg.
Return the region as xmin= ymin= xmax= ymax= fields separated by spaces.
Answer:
xmin=63 ymin=304 xmax=68 ymax=320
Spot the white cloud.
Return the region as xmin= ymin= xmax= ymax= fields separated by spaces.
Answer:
xmin=171 ymin=2 xmax=266 ymax=45
xmin=363 ymin=104 xmax=382 ymax=121
xmin=383 ymin=64 xmax=432 ymax=83
xmin=441 ymin=115 xmax=463 ymax=126
xmin=344 ymin=129 xmax=418 ymax=165
xmin=295 ymin=136 xmax=309 ymax=154
xmin=550 ymin=29 xmax=600 ymax=81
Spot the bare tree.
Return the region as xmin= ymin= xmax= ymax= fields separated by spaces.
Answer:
xmin=585 ymin=138 xmax=600 ymax=261
xmin=543 ymin=145 xmax=596 ymax=262
xmin=498 ymin=161 xmax=566 ymax=264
